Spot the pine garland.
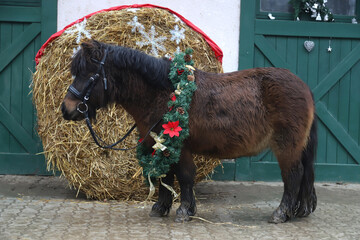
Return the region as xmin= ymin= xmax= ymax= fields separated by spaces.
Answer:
xmin=137 ymin=49 xmax=197 ymax=181
xmin=289 ymin=0 xmax=334 ymax=21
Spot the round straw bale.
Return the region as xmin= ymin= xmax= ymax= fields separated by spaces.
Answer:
xmin=33 ymin=6 xmax=222 ymax=201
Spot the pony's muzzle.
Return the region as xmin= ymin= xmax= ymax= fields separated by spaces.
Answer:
xmin=61 ymin=101 xmax=85 ymax=121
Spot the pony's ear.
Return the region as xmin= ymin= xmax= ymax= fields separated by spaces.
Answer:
xmin=81 ymin=40 xmax=102 ymax=59
xmin=81 ymin=41 xmax=95 ymax=56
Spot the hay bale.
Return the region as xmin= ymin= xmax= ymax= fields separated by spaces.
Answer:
xmin=33 ymin=6 xmax=222 ymax=201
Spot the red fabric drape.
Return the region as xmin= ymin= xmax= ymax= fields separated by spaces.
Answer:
xmin=35 ymin=4 xmax=223 ymax=65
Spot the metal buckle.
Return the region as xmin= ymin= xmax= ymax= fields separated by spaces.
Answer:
xmin=77 ymin=102 xmax=88 ymax=114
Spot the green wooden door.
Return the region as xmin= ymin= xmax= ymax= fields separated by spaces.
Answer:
xmin=0 ymin=0 xmax=57 ymax=174
xmin=213 ymin=0 xmax=360 ymax=182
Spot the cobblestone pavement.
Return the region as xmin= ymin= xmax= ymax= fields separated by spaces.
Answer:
xmin=0 ymin=175 xmax=359 ymax=240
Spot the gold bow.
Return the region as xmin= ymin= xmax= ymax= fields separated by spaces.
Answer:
xmin=150 ymin=132 xmax=167 ymax=151
xmin=185 ymin=65 xmax=195 ymax=72
xmin=175 ymin=83 xmax=182 ymax=95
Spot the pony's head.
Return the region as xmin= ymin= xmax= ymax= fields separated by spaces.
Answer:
xmin=61 ymin=40 xmax=108 ymax=121
xmin=62 ymin=40 xmax=173 ymax=121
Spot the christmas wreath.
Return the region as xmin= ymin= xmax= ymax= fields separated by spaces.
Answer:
xmin=137 ymin=48 xmax=197 ymax=182
xmin=290 ymin=0 xmax=334 ymax=22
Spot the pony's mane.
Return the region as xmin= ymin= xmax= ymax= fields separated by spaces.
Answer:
xmin=71 ymin=40 xmax=172 ymax=89
xmin=109 ymin=44 xmax=172 ymax=89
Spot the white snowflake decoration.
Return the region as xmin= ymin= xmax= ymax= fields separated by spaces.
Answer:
xmin=173 ymin=14 xmax=183 ymax=24
xmin=127 ymin=16 xmax=145 ymax=33
xmin=127 ymin=8 xmax=139 ymax=13
xmin=65 ymin=18 xmax=92 ymax=44
xmin=170 ymin=25 xmax=185 ymax=44
xmin=72 ymin=45 xmax=81 ymax=58
xmin=136 ymin=25 xmax=167 ymax=56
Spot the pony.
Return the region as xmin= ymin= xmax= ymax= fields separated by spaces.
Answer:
xmin=61 ymin=40 xmax=317 ymax=223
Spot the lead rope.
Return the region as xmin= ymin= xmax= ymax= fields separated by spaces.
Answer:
xmin=84 ymin=111 xmax=161 ymax=151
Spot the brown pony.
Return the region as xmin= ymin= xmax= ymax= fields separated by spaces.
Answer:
xmin=61 ymin=40 xmax=317 ymax=223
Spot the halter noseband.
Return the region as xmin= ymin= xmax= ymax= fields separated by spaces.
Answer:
xmin=66 ymin=48 xmax=160 ymax=151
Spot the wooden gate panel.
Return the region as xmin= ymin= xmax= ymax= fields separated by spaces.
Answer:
xmin=227 ymin=1 xmax=360 ymax=181
xmin=254 ymin=35 xmax=360 ymax=166
xmin=0 ymin=22 xmax=12 ymax=153
xmin=0 ymin=0 xmax=56 ymax=174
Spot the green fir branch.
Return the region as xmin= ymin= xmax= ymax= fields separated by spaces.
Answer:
xmin=137 ymin=49 xmax=197 ymax=182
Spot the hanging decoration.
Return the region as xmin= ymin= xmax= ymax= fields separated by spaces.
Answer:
xmin=304 ymin=40 xmax=315 ymax=52
xmin=268 ymin=13 xmax=276 ymax=20
xmin=137 ymin=48 xmax=197 ymax=181
xmin=327 ymin=38 xmax=332 ymax=52
xmin=289 ymin=0 xmax=334 ymax=22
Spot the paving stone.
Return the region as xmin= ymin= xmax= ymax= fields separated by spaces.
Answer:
xmin=1 ymin=176 xmax=360 ymax=239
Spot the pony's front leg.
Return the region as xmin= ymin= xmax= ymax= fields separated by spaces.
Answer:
xmin=150 ymin=169 xmax=175 ymax=217
xmin=175 ymin=149 xmax=196 ymax=222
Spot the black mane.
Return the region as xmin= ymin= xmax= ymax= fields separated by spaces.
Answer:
xmin=71 ymin=41 xmax=172 ymax=90
xmin=109 ymin=44 xmax=172 ymax=89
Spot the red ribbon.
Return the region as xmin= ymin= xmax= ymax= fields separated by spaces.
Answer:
xmin=177 ymin=69 xmax=184 ymax=75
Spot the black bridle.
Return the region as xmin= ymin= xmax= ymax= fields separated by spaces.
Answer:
xmin=67 ymin=48 xmax=160 ymax=151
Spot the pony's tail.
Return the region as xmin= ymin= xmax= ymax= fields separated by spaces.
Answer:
xmin=297 ymin=114 xmax=318 ymax=216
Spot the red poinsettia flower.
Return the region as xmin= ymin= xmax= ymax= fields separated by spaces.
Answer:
xmin=162 ymin=121 xmax=182 ymax=138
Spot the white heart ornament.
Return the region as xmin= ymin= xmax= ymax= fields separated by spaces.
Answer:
xmin=304 ymin=40 xmax=315 ymax=52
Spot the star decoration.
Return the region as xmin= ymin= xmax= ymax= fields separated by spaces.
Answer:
xmin=136 ymin=26 xmax=167 ymax=57
xmin=170 ymin=25 xmax=185 ymax=44
xmin=127 ymin=16 xmax=145 ymax=33
xmin=65 ymin=18 xmax=92 ymax=44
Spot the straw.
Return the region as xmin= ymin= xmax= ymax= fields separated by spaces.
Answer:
xmin=32 ymin=7 xmax=222 ymax=201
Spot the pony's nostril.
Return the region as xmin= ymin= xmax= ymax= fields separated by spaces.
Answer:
xmin=61 ymin=102 xmax=66 ymax=115
xmin=61 ymin=102 xmax=72 ymax=120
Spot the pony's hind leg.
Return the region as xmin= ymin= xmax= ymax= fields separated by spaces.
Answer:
xmin=150 ymin=168 xmax=175 ymax=217
xmin=296 ymin=117 xmax=318 ymax=217
xmin=270 ymin=117 xmax=318 ymax=223
xmin=175 ymin=148 xmax=197 ymax=222
xmin=269 ymin=151 xmax=304 ymax=223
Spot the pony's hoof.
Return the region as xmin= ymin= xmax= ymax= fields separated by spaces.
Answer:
xmin=174 ymin=205 xmax=195 ymax=223
xmin=296 ymin=205 xmax=311 ymax=218
xmin=268 ymin=207 xmax=289 ymax=224
xmin=296 ymin=193 xmax=317 ymax=218
xmin=149 ymin=202 xmax=170 ymax=217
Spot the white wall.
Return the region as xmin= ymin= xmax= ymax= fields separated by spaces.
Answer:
xmin=57 ymin=0 xmax=241 ymax=72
